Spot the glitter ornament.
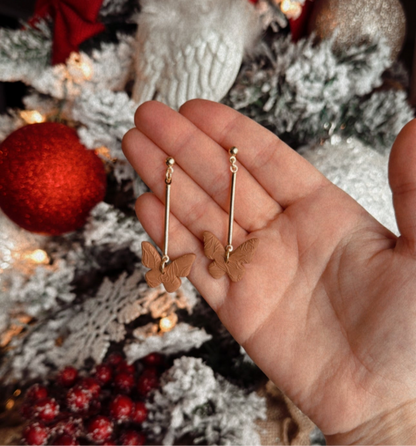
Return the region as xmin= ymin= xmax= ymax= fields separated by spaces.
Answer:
xmin=0 ymin=122 xmax=106 ymax=235
xmin=307 ymin=0 xmax=406 ymax=60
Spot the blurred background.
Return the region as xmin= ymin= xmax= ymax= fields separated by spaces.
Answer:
xmin=0 ymin=0 xmax=415 ymax=112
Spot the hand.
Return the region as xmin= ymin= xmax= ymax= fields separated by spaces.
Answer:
xmin=122 ymin=99 xmax=416 ymax=444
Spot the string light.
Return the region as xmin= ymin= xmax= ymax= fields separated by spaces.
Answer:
xmin=277 ymin=0 xmax=303 ymax=19
xmin=23 ymin=249 xmax=49 ymax=265
xmin=94 ymin=146 xmax=116 ymax=162
xmin=68 ymin=53 xmax=94 ymax=81
xmin=159 ymin=313 xmax=178 ymax=333
xmin=20 ymin=110 xmax=46 ymax=124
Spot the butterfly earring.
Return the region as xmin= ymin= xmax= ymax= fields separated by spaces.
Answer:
xmin=141 ymin=157 xmax=196 ymax=293
xmin=203 ymin=147 xmax=259 ymax=282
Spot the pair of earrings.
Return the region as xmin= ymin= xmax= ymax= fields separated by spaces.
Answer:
xmin=141 ymin=148 xmax=259 ymax=293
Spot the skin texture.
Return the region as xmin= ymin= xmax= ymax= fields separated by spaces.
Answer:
xmin=122 ymin=99 xmax=416 ymax=444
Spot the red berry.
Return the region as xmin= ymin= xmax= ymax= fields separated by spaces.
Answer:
xmin=66 ymin=386 xmax=93 ymax=412
xmin=26 ymin=384 xmax=48 ymax=402
xmin=94 ymin=364 xmax=113 ymax=385
xmin=51 ymin=434 xmax=79 ymax=445
xmin=79 ymin=377 xmax=101 ymax=398
xmin=119 ymin=430 xmax=146 ymax=445
xmin=142 ymin=352 xmax=164 ymax=366
xmin=20 ymin=401 xmax=34 ymax=419
xmin=33 ymin=397 xmax=60 ymax=422
xmin=106 ymin=352 xmax=124 ymax=367
xmin=141 ymin=367 xmax=158 ymax=378
xmin=22 ymin=422 xmax=49 ymax=445
xmin=137 ymin=374 xmax=159 ymax=395
xmin=114 ymin=372 xmax=135 ymax=393
xmin=109 ymin=394 xmax=133 ymax=423
xmin=51 ymin=417 xmax=83 ymax=437
xmin=131 ymin=402 xmax=147 ymax=424
xmin=87 ymin=415 xmax=114 ymax=444
xmin=57 ymin=366 xmax=78 ymax=387
xmin=116 ymin=361 xmax=136 ymax=375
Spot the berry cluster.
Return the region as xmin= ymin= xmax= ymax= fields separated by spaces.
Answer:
xmin=20 ymin=352 xmax=165 ymax=445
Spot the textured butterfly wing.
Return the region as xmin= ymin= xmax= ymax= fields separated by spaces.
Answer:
xmin=145 ymin=268 xmax=163 ymax=289
xmin=142 ymin=242 xmax=163 ymax=288
xmin=162 ymin=253 xmax=196 ymax=293
xmin=141 ymin=242 xmax=161 ymax=269
xmin=203 ymin=232 xmax=228 ymax=279
xmin=226 ymin=238 xmax=259 ymax=282
xmin=203 ymin=232 xmax=225 ymax=262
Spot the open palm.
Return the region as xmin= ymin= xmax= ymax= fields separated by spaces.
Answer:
xmin=123 ymin=100 xmax=416 ymax=444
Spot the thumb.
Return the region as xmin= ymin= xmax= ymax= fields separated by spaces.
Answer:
xmin=389 ymin=118 xmax=416 ymax=252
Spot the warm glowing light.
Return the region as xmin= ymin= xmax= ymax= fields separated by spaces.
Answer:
xmin=5 ymin=399 xmax=14 ymax=410
xmin=94 ymin=146 xmax=115 ymax=162
xmin=279 ymin=0 xmax=302 ymax=18
xmin=20 ymin=110 xmax=46 ymax=124
xmin=13 ymin=389 xmax=21 ymax=397
xmin=25 ymin=249 xmax=49 ymax=264
xmin=159 ymin=313 xmax=178 ymax=333
xmin=79 ymin=61 xmax=93 ymax=80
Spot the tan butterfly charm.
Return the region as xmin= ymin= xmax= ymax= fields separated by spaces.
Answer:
xmin=141 ymin=157 xmax=195 ymax=293
xmin=203 ymin=147 xmax=258 ymax=282
xmin=203 ymin=232 xmax=258 ymax=282
xmin=141 ymin=241 xmax=196 ymax=293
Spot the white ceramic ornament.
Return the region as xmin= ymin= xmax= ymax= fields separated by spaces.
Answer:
xmin=132 ymin=0 xmax=260 ymax=110
xmin=299 ymin=137 xmax=398 ymax=235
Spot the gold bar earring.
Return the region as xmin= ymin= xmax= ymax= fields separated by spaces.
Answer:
xmin=141 ymin=157 xmax=196 ymax=293
xmin=203 ymin=147 xmax=259 ymax=282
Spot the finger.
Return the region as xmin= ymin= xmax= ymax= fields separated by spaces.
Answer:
xmin=133 ymin=101 xmax=282 ymax=232
xmin=389 ymin=118 xmax=416 ymax=253
xmin=136 ymin=193 xmax=227 ymax=310
xmin=179 ymin=99 xmax=330 ymax=208
xmin=122 ymin=127 xmax=247 ymax=244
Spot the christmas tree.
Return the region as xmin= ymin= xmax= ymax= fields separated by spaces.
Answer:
xmin=0 ymin=0 xmax=413 ymax=444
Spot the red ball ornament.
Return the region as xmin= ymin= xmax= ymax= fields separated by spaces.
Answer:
xmin=0 ymin=122 xmax=106 ymax=235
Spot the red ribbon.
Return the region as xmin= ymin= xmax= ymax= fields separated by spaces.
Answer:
xmin=32 ymin=0 xmax=105 ymax=65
